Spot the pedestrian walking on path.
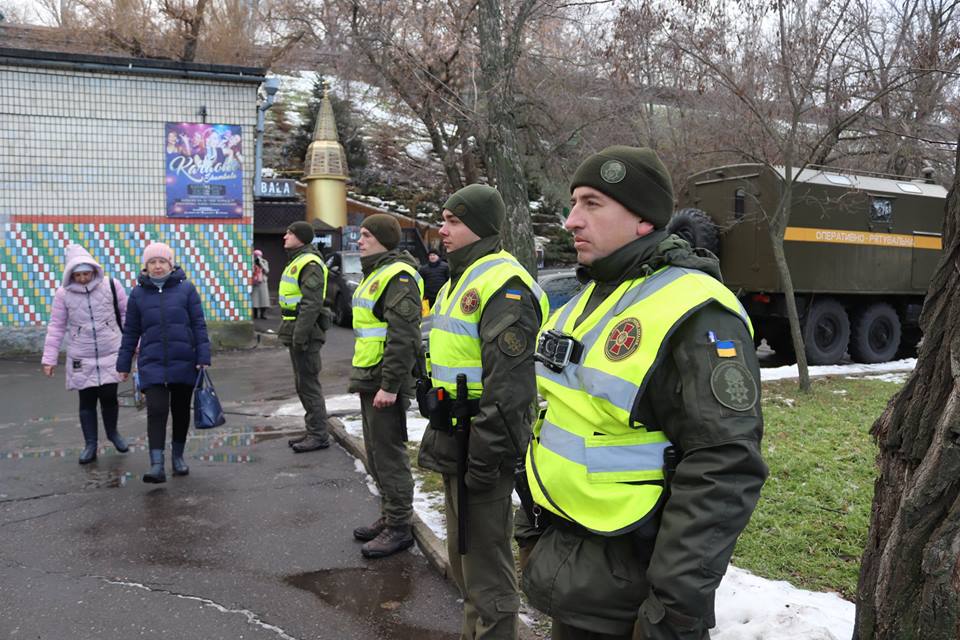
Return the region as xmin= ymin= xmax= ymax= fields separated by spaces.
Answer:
xmin=349 ymin=214 xmax=424 ymax=559
xmin=279 ymin=221 xmax=333 ymax=453
xmin=251 ymin=248 xmax=271 ymax=319
xmin=116 ymin=242 xmax=211 ymax=484
xmin=41 ymin=243 xmax=130 ymax=465
xmin=418 ymin=248 xmax=449 ymax=308
xmin=418 ymin=184 xmax=549 ymax=640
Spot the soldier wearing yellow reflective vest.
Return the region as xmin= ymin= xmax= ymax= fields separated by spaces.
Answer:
xmin=348 ymin=214 xmax=424 ymax=559
xmin=418 ymin=184 xmax=549 ymax=640
xmin=519 ymin=147 xmax=768 ymax=640
xmin=279 ymin=221 xmax=333 ymax=453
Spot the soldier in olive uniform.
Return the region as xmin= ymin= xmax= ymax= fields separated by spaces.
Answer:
xmin=279 ymin=221 xmax=332 ymax=453
xmin=518 ymin=147 xmax=768 ymax=640
xmin=349 ymin=214 xmax=424 ymax=558
xmin=419 ymin=184 xmax=548 ymax=640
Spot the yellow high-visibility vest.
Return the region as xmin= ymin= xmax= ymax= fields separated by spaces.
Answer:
xmin=428 ymin=250 xmax=549 ymax=399
xmin=529 ymin=266 xmax=753 ymax=535
xmin=352 ymin=261 xmax=423 ymax=367
xmin=278 ymin=252 xmax=328 ymax=321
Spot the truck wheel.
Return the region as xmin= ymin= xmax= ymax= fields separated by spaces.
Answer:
xmin=667 ymin=208 xmax=720 ymax=256
xmin=849 ymin=303 xmax=901 ymax=364
xmin=802 ymin=298 xmax=850 ymax=365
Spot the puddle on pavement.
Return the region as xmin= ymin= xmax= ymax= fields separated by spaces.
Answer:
xmin=83 ymin=470 xmax=137 ymax=489
xmin=285 ymin=564 xmax=457 ymax=640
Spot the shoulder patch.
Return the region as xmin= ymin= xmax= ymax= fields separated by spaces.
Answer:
xmin=504 ymin=289 xmax=523 ymax=301
xmin=710 ymin=361 xmax=758 ymax=411
xmin=498 ymin=326 xmax=527 ymax=357
xmin=369 ymin=280 xmax=381 ymax=295
xmin=604 ymin=318 xmax=641 ymax=361
xmin=302 ymin=271 xmax=324 ymax=291
xmin=289 ymin=264 xmax=299 ymax=276
xmin=460 ymin=288 xmax=481 ymax=314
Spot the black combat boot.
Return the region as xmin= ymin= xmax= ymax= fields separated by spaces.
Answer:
xmin=292 ymin=434 xmax=330 ymax=453
xmin=171 ymin=441 xmax=189 ymax=476
xmin=353 ymin=517 xmax=386 ymax=542
xmin=287 ymin=433 xmax=308 ymax=447
xmin=361 ymin=525 xmax=415 ymax=559
xmin=101 ymin=404 xmax=128 ymax=453
xmin=78 ymin=408 xmax=99 ymax=465
xmin=142 ymin=449 xmax=166 ymax=483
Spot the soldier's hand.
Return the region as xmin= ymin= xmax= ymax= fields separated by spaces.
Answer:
xmin=42 ymin=365 xmax=55 ymax=377
xmin=372 ymin=389 xmax=397 ymax=409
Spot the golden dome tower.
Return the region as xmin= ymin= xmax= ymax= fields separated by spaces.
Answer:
xmin=303 ymin=81 xmax=348 ymax=229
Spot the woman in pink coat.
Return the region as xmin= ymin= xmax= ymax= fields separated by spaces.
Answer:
xmin=42 ymin=244 xmax=130 ymax=464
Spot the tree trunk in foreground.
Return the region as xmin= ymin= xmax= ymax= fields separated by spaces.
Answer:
xmin=854 ymin=138 xmax=960 ymax=639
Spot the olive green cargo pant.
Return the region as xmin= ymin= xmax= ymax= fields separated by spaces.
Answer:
xmin=288 ymin=342 xmax=330 ymax=443
xmin=359 ymin=392 xmax=414 ymax=527
xmin=443 ymin=472 xmax=520 ymax=640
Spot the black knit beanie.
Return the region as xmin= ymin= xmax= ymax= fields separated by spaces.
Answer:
xmin=570 ymin=146 xmax=674 ymax=228
xmin=442 ymin=184 xmax=504 ymax=238
xmin=287 ymin=221 xmax=315 ymax=245
xmin=361 ymin=214 xmax=401 ymax=250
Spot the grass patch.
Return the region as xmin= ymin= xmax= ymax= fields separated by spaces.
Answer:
xmin=732 ymin=375 xmax=903 ymax=599
xmin=408 ymin=442 xmax=445 ymax=495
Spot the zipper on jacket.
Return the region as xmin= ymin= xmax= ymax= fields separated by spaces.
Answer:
xmin=159 ymin=285 xmax=168 ymax=385
xmin=85 ymin=287 xmax=102 ymax=387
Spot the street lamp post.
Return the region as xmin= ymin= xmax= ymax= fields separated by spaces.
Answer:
xmin=254 ymin=76 xmax=281 ymax=198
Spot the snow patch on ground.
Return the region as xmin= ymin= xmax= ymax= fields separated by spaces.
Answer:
xmin=714 ymin=566 xmax=854 ymax=640
xmin=856 ymin=372 xmax=910 ymax=384
xmin=272 ymin=394 xmax=360 ymax=417
xmin=761 ymin=358 xmax=916 ymax=382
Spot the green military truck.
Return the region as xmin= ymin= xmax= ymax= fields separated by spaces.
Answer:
xmin=670 ymin=164 xmax=948 ymax=365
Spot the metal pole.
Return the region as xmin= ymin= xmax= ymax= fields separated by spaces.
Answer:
xmin=253 ymin=77 xmax=280 ymax=198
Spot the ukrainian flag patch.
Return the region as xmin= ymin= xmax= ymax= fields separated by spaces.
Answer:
xmin=505 ymin=289 xmax=523 ymax=300
xmin=716 ymin=340 xmax=737 ymax=358
xmin=399 ymin=276 xmax=410 ymax=282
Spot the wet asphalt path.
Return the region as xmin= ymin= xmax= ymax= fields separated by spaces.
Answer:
xmin=0 ymin=325 xmax=462 ymax=640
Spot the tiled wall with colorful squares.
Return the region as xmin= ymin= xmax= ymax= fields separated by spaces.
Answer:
xmin=1 ymin=222 xmax=252 ymax=326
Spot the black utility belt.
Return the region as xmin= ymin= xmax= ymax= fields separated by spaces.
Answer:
xmin=418 ymin=384 xmax=480 ymax=431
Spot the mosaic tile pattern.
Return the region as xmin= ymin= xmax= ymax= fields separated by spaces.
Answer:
xmin=1 ymin=221 xmax=252 ymax=326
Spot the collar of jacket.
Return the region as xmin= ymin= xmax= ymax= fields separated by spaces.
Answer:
xmin=360 ymin=248 xmax=418 ymax=276
xmin=138 ymin=266 xmax=186 ymax=289
xmin=576 ymin=231 xmax=723 ymax=286
xmin=285 ymin=244 xmax=318 ymax=261
xmin=447 ymin=235 xmax=501 ymax=287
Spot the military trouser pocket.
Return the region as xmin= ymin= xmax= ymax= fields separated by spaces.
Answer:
xmin=495 ymin=594 xmax=520 ymax=613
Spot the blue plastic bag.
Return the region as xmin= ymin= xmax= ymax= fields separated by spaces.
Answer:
xmin=193 ymin=369 xmax=226 ymax=429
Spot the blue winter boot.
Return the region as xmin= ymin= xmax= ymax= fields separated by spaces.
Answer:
xmin=142 ymin=449 xmax=166 ymax=484
xmin=171 ymin=441 xmax=189 ymax=476
xmin=101 ymin=404 xmax=128 ymax=453
xmin=78 ymin=408 xmax=98 ymax=465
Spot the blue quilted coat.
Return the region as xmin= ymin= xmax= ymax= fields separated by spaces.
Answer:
xmin=116 ymin=267 xmax=211 ymax=390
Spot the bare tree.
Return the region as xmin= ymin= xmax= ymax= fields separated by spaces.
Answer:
xmin=854 ymin=133 xmax=960 ymax=639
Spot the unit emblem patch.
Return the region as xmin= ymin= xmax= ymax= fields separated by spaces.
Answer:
xmin=460 ymin=288 xmax=481 ymax=314
xmin=289 ymin=265 xmax=299 ymax=275
xmin=709 ymin=361 xmax=758 ymax=411
xmin=369 ymin=280 xmax=380 ymax=295
xmin=498 ymin=327 xmax=527 ymax=357
xmin=604 ymin=318 xmax=641 ymax=361
xmin=600 ymin=160 xmax=627 ymax=184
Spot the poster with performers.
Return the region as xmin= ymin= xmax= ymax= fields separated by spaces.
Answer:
xmin=165 ymin=123 xmax=244 ymax=218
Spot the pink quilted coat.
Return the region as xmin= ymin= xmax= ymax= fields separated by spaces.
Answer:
xmin=41 ymin=244 xmax=128 ymax=391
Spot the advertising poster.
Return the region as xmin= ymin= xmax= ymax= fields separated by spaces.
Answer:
xmin=165 ymin=123 xmax=243 ymax=218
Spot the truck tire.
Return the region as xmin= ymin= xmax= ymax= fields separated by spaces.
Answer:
xmin=802 ymin=298 xmax=850 ymax=365
xmin=849 ymin=303 xmax=901 ymax=364
xmin=667 ymin=208 xmax=720 ymax=256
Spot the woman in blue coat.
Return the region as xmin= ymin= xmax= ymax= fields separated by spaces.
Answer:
xmin=117 ymin=242 xmax=211 ymax=483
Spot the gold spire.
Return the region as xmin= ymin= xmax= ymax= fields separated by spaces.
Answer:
xmin=303 ymin=80 xmax=348 ymax=229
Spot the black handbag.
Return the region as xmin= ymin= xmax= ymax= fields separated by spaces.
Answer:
xmin=193 ymin=369 xmax=226 ymax=429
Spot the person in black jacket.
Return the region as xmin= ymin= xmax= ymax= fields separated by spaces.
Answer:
xmin=117 ymin=242 xmax=211 ymax=484
xmin=418 ymin=249 xmax=449 ymax=307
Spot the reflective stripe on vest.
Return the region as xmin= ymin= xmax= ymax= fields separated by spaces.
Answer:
xmin=428 ymin=250 xmax=549 ymax=399
xmin=528 ymin=266 xmax=753 ymax=535
xmin=351 ymin=261 xmax=423 ymax=367
xmin=278 ymin=252 xmax=328 ymax=320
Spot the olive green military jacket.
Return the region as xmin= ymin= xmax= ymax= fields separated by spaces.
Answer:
xmin=418 ymin=235 xmax=543 ymax=493
xmin=278 ymin=244 xmax=330 ymax=347
xmin=522 ymin=232 xmax=768 ymax=638
xmin=348 ymin=249 xmax=423 ymax=396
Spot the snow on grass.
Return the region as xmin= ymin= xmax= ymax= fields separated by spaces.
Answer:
xmin=271 ymin=394 xmax=360 ymax=417
xmin=713 ymin=566 xmax=854 ymax=640
xmin=761 ymin=358 xmax=916 ymax=382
